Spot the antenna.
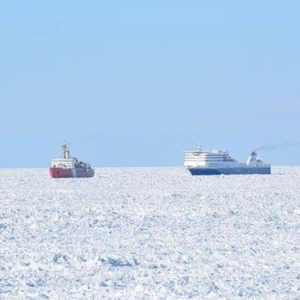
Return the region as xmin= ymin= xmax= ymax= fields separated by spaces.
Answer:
xmin=197 ymin=140 xmax=202 ymax=151
xmin=62 ymin=140 xmax=70 ymax=159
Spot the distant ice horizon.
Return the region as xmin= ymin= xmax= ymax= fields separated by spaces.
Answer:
xmin=1 ymin=164 xmax=300 ymax=170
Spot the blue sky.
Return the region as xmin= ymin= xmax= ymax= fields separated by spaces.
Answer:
xmin=1 ymin=1 xmax=300 ymax=167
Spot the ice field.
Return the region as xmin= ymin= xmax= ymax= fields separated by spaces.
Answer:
xmin=1 ymin=167 xmax=300 ymax=299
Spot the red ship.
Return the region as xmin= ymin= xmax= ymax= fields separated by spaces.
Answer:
xmin=49 ymin=141 xmax=95 ymax=178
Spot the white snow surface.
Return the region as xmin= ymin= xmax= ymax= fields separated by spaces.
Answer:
xmin=1 ymin=167 xmax=300 ymax=299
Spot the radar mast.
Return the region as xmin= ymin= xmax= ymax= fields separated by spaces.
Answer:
xmin=62 ymin=141 xmax=70 ymax=159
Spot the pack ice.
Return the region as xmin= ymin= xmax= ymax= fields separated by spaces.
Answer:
xmin=0 ymin=167 xmax=300 ymax=299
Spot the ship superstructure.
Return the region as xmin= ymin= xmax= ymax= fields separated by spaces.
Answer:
xmin=184 ymin=145 xmax=271 ymax=175
xmin=49 ymin=141 xmax=94 ymax=178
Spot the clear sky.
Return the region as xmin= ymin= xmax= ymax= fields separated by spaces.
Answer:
xmin=1 ymin=1 xmax=300 ymax=167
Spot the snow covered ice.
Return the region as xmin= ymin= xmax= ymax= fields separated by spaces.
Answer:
xmin=1 ymin=167 xmax=300 ymax=299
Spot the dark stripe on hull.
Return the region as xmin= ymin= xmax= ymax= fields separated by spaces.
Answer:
xmin=75 ymin=169 xmax=95 ymax=178
xmin=188 ymin=167 xmax=271 ymax=176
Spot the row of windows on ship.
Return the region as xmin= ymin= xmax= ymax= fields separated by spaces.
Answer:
xmin=185 ymin=156 xmax=234 ymax=162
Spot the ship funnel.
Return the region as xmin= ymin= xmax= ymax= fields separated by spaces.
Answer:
xmin=246 ymin=151 xmax=257 ymax=166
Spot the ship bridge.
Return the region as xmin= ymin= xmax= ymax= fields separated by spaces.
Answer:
xmin=51 ymin=158 xmax=75 ymax=169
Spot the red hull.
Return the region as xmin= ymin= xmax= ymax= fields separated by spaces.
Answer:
xmin=49 ymin=167 xmax=95 ymax=178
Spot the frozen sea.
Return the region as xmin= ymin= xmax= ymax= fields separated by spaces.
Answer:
xmin=1 ymin=167 xmax=300 ymax=299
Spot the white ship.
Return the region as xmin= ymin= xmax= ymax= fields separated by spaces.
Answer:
xmin=184 ymin=145 xmax=271 ymax=175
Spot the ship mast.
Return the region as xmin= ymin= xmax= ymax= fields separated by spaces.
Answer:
xmin=197 ymin=140 xmax=202 ymax=152
xmin=62 ymin=141 xmax=70 ymax=159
